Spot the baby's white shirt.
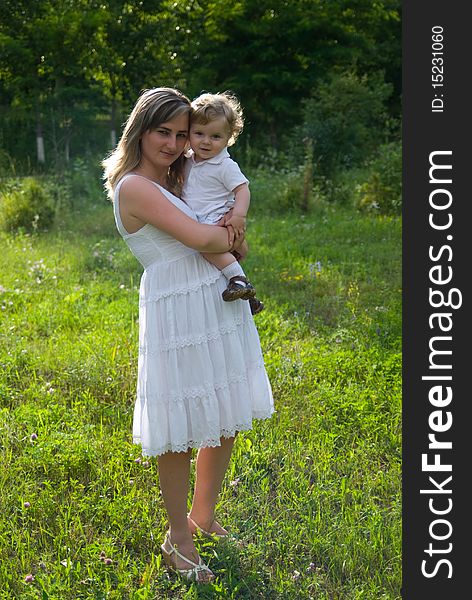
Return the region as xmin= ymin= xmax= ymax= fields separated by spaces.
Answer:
xmin=182 ymin=148 xmax=249 ymax=224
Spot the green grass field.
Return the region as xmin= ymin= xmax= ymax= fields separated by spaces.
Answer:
xmin=0 ymin=183 xmax=401 ymax=599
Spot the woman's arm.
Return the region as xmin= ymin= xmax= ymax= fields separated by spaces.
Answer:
xmin=119 ymin=176 xmax=238 ymax=252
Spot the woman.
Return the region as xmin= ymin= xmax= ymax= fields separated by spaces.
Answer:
xmin=102 ymin=87 xmax=274 ymax=583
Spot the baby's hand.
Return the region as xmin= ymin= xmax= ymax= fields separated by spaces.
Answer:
xmin=226 ymin=213 xmax=246 ymax=238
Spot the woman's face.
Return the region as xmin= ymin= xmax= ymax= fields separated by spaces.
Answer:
xmin=139 ymin=112 xmax=189 ymax=173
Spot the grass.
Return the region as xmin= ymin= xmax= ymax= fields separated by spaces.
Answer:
xmin=0 ymin=177 xmax=401 ymax=599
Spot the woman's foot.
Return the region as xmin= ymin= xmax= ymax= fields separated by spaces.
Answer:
xmin=187 ymin=513 xmax=229 ymax=539
xmin=161 ymin=531 xmax=214 ymax=583
xmin=222 ymin=276 xmax=256 ymax=302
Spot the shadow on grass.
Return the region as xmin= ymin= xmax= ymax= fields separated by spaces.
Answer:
xmin=157 ymin=537 xmax=283 ymax=599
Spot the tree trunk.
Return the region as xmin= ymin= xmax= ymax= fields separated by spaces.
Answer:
xmin=64 ymin=136 xmax=70 ymax=164
xmin=302 ymin=137 xmax=314 ymax=212
xmin=111 ymin=96 xmax=117 ymax=147
xmin=36 ymin=109 xmax=45 ymax=163
xmin=50 ymin=107 xmax=59 ymax=167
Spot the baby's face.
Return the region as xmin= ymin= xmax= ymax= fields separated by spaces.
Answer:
xmin=189 ymin=117 xmax=231 ymax=162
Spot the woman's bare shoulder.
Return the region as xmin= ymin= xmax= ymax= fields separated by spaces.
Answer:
xmin=120 ymin=173 xmax=156 ymax=194
xmin=117 ymin=174 xmax=172 ymax=231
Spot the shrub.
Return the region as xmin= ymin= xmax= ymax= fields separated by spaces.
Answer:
xmin=247 ymin=139 xmax=319 ymax=214
xmin=292 ymin=70 xmax=394 ymax=179
xmin=0 ymin=177 xmax=56 ymax=233
xmin=322 ymin=169 xmax=362 ymax=206
xmin=0 ymin=149 xmax=18 ymax=176
xmin=356 ymin=141 xmax=402 ymax=215
xmin=63 ymin=156 xmax=104 ymax=204
xmin=274 ymin=166 xmax=307 ymax=212
xmin=249 ymin=165 xmax=321 ymax=215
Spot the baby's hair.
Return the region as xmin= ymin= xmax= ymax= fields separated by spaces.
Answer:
xmin=190 ymin=91 xmax=244 ymax=146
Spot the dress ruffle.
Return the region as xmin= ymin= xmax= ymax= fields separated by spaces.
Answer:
xmin=113 ymin=174 xmax=275 ymax=456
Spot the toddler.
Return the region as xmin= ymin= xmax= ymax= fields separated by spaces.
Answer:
xmin=182 ymin=91 xmax=263 ymax=314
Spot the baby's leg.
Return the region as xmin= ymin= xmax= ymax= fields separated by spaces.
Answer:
xmin=201 ymin=250 xmax=255 ymax=302
xmin=201 ymin=250 xmax=246 ymax=282
xmin=201 ymin=251 xmax=237 ymax=271
xmin=201 ymin=216 xmax=243 ymax=274
xmin=201 ymin=217 xmax=255 ymax=301
xmin=212 ymin=213 xmax=248 ymax=262
xmin=233 ymin=239 xmax=248 ymax=261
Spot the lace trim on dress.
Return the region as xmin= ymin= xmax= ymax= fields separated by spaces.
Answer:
xmin=139 ymin=271 xmax=221 ymax=304
xmin=138 ymin=317 xmax=250 ymax=353
xmin=135 ymin=411 xmax=275 ymax=456
xmin=137 ymin=367 xmax=266 ymax=405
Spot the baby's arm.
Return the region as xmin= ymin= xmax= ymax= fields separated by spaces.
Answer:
xmin=198 ymin=182 xmax=250 ymax=270
xmin=226 ymin=183 xmax=250 ymax=237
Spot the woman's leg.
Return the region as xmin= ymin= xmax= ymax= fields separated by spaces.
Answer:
xmin=158 ymin=449 xmax=214 ymax=581
xmin=188 ymin=435 xmax=237 ymax=534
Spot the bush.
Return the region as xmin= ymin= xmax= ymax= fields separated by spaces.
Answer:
xmin=274 ymin=166 xmax=307 ymax=212
xmin=248 ymin=164 xmax=322 ymax=215
xmin=62 ymin=156 xmax=105 ymax=205
xmin=355 ymin=141 xmax=402 ymax=215
xmin=0 ymin=177 xmax=56 ymax=233
xmin=292 ymin=70 xmax=394 ymax=179
xmin=246 ymin=139 xmax=319 ymax=214
xmin=322 ymin=170 xmax=363 ymax=206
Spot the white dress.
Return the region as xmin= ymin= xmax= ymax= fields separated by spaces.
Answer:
xmin=113 ymin=174 xmax=274 ymax=456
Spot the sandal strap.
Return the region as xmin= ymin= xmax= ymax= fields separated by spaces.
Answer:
xmin=162 ymin=532 xmax=211 ymax=576
xmin=187 ymin=514 xmax=228 ymax=538
xmin=179 ymin=563 xmax=211 ymax=579
xmin=228 ymin=275 xmax=250 ymax=285
xmin=187 ymin=515 xmax=212 ymax=536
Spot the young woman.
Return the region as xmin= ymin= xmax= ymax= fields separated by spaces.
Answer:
xmin=102 ymin=87 xmax=274 ymax=583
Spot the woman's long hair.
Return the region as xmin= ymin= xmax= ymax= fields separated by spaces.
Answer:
xmin=102 ymin=87 xmax=191 ymax=200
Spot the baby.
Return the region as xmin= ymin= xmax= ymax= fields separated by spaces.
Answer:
xmin=182 ymin=92 xmax=263 ymax=314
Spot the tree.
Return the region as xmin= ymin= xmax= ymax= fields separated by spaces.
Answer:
xmin=0 ymin=1 xmax=49 ymax=164
xmin=171 ymin=0 xmax=401 ymax=149
xmin=0 ymin=0 xmax=191 ymax=166
xmin=295 ymin=70 xmax=394 ymax=177
xmin=0 ymin=0 xmax=401 ymax=169
xmin=87 ymin=0 xmax=184 ymax=149
xmin=0 ymin=1 xmax=104 ymax=167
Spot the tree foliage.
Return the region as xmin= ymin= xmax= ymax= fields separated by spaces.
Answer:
xmin=294 ymin=70 xmax=394 ymax=177
xmin=176 ymin=0 xmax=400 ymax=145
xmin=0 ymin=0 xmax=401 ymax=170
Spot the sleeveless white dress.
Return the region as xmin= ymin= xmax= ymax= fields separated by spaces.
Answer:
xmin=113 ymin=174 xmax=274 ymax=456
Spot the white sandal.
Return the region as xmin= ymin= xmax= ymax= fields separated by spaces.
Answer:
xmin=187 ymin=514 xmax=229 ymax=539
xmin=160 ymin=531 xmax=214 ymax=583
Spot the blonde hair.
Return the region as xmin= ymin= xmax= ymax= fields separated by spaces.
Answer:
xmin=190 ymin=91 xmax=244 ymax=146
xmin=102 ymin=87 xmax=191 ymax=200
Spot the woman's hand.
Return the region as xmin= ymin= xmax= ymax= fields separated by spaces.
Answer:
xmin=216 ymin=211 xmax=245 ymax=250
xmin=221 ymin=209 xmax=233 ymax=225
xmin=226 ymin=223 xmax=235 ymax=247
xmin=226 ymin=213 xmax=246 ymax=238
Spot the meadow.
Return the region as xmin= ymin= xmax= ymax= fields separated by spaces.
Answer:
xmin=0 ymin=173 xmax=401 ymax=599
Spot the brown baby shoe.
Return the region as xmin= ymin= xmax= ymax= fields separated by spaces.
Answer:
xmin=248 ymin=296 xmax=264 ymax=315
xmin=222 ymin=276 xmax=256 ymax=302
